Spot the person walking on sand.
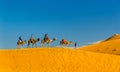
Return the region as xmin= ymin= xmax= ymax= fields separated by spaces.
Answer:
xmin=75 ymin=42 xmax=77 ymax=48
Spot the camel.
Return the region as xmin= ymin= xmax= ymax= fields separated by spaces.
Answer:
xmin=17 ymin=40 xmax=27 ymax=48
xmin=60 ymin=40 xmax=73 ymax=46
xmin=41 ymin=38 xmax=56 ymax=46
xmin=27 ymin=38 xmax=40 ymax=48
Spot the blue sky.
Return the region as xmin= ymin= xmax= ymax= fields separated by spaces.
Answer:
xmin=0 ymin=0 xmax=120 ymax=49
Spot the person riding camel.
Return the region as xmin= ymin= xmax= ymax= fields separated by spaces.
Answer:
xmin=44 ymin=34 xmax=49 ymax=41
xmin=62 ymin=39 xmax=67 ymax=44
xmin=30 ymin=34 xmax=34 ymax=42
xmin=19 ymin=36 xmax=23 ymax=42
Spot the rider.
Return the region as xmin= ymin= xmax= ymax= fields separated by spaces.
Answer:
xmin=19 ymin=36 xmax=23 ymax=42
xmin=44 ymin=34 xmax=49 ymax=41
xmin=62 ymin=39 xmax=67 ymax=44
xmin=30 ymin=34 xmax=34 ymax=42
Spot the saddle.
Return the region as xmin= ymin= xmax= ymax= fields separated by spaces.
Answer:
xmin=30 ymin=38 xmax=35 ymax=43
xmin=62 ymin=39 xmax=67 ymax=44
xmin=44 ymin=37 xmax=49 ymax=42
xmin=18 ymin=40 xmax=22 ymax=43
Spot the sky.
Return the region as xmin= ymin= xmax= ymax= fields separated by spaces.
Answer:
xmin=0 ymin=0 xmax=120 ymax=49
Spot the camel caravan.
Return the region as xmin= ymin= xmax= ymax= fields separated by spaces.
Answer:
xmin=17 ymin=34 xmax=74 ymax=48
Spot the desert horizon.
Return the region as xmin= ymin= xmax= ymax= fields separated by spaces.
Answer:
xmin=1 ymin=33 xmax=120 ymax=72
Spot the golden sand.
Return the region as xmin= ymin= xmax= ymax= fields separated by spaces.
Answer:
xmin=80 ymin=34 xmax=120 ymax=55
xmin=1 ymin=34 xmax=120 ymax=72
xmin=0 ymin=48 xmax=120 ymax=72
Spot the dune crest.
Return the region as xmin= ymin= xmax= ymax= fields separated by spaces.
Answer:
xmin=80 ymin=34 xmax=120 ymax=55
xmin=104 ymin=34 xmax=120 ymax=41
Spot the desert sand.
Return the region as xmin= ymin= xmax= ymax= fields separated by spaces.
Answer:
xmin=80 ymin=34 xmax=120 ymax=55
xmin=0 ymin=48 xmax=120 ymax=72
xmin=0 ymin=34 xmax=120 ymax=72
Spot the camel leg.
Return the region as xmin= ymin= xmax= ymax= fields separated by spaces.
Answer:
xmin=40 ymin=44 xmax=42 ymax=47
xmin=27 ymin=41 xmax=30 ymax=48
xmin=27 ymin=44 xmax=30 ymax=48
xmin=17 ymin=43 xmax=21 ymax=49
xmin=32 ymin=44 xmax=34 ymax=48
xmin=35 ymin=43 xmax=37 ymax=48
xmin=60 ymin=43 xmax=62 ymax=47
xmin=18 ymin=45 xmax=21 ymax=49
xmin=62 ymin=45 xmax=64 ymax=47
xmin=66 ymin=44 xmax=68 ymax=47
xmin=21 ymin=44 xmax=23 ymax=48
xmin=47 ymin=43 xmax=50 ymax=47
xmin=42 ymin=44 xmax=44 ymax=47
xmin=27 ymin=45 xmax=29 ymax=48
xmin=47 ymin=44 xmax=49 ymax=47
xmin=17 ymin=45 xmax=19 ymax=49
xmin=16 ymin=45 xmax=18 ymax=49
xmin=41 ymin=43 xmax=44 ymax=47
xmin=41 ymin=44 xmax=43 ymax=47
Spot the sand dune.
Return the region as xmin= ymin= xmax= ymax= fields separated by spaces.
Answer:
xmin=104 ymin=34 xmax=120 ymax=41
xmin=1 ymin=34 xmax=120 ymax=72
xmin=80 ymin=34 xmax=120 ymax=55
xmin=0 ymin=48 xmax=120 ymax=72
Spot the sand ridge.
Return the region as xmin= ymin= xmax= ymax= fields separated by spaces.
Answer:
xmin=80 ymin=34 xmax=120 ymax=55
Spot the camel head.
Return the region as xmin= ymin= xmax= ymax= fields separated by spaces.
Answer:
xmin=53 ymin=38 xmax=57 ymax=41
xmin=37 ymin=38 xmax=40 ymax=41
